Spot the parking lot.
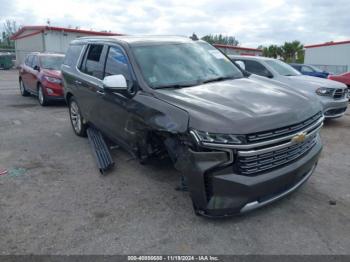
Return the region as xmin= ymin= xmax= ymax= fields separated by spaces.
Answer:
xmin=0 ymin=69 xmax=350 ymax=255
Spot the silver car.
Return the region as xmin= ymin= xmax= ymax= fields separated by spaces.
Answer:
xmin=230 ymin=55 xmax=348 ymax=119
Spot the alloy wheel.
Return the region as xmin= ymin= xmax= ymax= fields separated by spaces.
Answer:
xmin=70 ymin=101 xmax=82 ymax=134
xmin=38 ymin=87 xmax=44 ymax=105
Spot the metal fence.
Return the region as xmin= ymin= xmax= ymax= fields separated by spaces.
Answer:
xmin=313 ymin=64 xmax=348 ymax=75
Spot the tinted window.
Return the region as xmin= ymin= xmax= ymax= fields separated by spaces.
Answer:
xmin=104 ymin=46 xmax=131 ymax=83
xmin=292 ymin=65 xmax=301 ymax=71
xmin=63 ymin=45 xmax=83 ymax=67
xmin=244 ymin=60 xmax=270 ymax=76
xmin=80 ymin=44 xmax=105 ymax=79
xmin=87 ymin=45 xmax=103 ymax=61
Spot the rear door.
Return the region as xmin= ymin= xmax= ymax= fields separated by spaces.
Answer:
xmin=75 ymin=44 xmax=108 ymax=124
xmin=93 ymin=45 xmax=134 ymax=145
xmin=27 ymin=55 xmax=40 ymax=93
xmin=21 ymin=55 xmax=33 ymax=90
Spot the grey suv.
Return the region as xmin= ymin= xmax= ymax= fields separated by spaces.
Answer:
xmin=61 ymin=36 xmax=323 ymax=217
xmin=231 ymin=55 xmax=348 ymax=119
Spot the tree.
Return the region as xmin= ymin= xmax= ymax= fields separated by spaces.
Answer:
xmin=201 ymin=34 xmax=239 ymax=46
xmin=262 ymin=45 xmax=282 ymax=59
xmin=261 ymin=41 xmax=304 ymax=63
xmin=280 ymin=40 xmax=303 ymax=62
xmin=1 ymin=20 xmax=19 ymax=48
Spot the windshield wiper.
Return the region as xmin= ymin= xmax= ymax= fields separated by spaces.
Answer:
xmin=201 ymin=76 xmax=235 ymax=84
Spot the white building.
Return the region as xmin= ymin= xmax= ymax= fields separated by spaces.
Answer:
xmin=304 ymin=40 xmax=350 ymax=74
xmin=11 ymin=26 xmax=121 ymax=65
xmin=213 ymin=44 xmax=262 ymax=56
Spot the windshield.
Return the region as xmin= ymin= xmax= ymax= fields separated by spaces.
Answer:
xmin=40 ymin=56 xmax=65 ymax=70
xmin=132 ymin=41 xmax=243 ymax=89
xmin=308 ymin=65 xmax=323 ymax=73
xmin=265 ymin=60 xmax=301 ymax=76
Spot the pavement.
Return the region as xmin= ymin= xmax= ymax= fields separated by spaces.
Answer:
xmin=0 ymin=69 xmax=350 ymax=255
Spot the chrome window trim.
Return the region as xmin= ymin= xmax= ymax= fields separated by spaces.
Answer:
xmin=190 ymin=115 xmax=324 ymax=150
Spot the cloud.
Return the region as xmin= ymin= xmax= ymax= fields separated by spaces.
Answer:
xmin=0 ymin=0 xmax=349 ymax=47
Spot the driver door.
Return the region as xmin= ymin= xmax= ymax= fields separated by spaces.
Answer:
xmin=94 ymin=45 xmax=134 ymax=148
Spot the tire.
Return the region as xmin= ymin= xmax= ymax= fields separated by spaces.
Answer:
xmin=19 ymin=79 xmax=30 ymax=96
xmin=38 ymin=84 xmax=49 ymax=106
xmin=69 ymin=97 xmax=87 ymax=137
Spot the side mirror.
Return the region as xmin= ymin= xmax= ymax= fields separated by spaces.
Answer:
xmin=235 ymin=61 xmax=245 ymax=70
xmin=102 ymin=74 xmax=127 ymax=92
xmin=33 ymin=65 xmax=40 ymax=71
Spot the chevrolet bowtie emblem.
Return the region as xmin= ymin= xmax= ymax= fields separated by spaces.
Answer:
xmin=292 ymin=132 xmax=307 ymax=143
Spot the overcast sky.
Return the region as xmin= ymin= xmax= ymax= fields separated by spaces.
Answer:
xmin=1 ymin=0 xmax=349 ymax=47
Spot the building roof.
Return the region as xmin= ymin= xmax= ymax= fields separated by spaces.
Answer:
xmin=305 ymin=40 xmax=350 ymax=48
xmin=11 ymin=26 xmax=122 ymax=40
xmin=213 ymin=44 xmax=262 ymax=52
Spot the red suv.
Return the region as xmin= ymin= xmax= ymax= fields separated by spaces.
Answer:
xmin=19 ymin=53 xmax=65 ymax=106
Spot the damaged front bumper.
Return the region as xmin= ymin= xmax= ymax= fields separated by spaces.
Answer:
xmin=182 ymin=135 xmax=322 ymax=218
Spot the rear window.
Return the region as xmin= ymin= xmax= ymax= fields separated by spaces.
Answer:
xmin=63 ymin=45 xmax=84 ymax=67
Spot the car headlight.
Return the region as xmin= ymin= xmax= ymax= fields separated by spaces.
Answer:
xmin=44 ymin=76 xmax=61 ymax=84
xmin=316 ymin=87 xmax=333 ymax=96
xmin=192 ymin=130 xmax=245 ymax=144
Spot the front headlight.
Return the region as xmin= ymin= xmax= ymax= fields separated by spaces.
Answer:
xmin=44 ymin=76 xmax=62 ymax=84
xmin=316 ymin=87 xmax=333 ymax=96
xmin=192 ymin=130 xmax=245 ymax=144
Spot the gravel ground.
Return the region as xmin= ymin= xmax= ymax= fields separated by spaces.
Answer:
xmin=0 ymin=69 xmax=349 ymax=255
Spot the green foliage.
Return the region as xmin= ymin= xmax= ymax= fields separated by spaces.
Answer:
xmin=261 ymin=40 xmax=304 ymax=63
xmin=0 ymin=20 xmax=19 ymax=49
xmin=201 ymin=34 xmax=239 ymax=46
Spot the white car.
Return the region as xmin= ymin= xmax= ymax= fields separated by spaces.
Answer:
xmin=230 ymin=55 xmax=348 ymax=119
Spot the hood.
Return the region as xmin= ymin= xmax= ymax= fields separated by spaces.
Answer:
xmin=286 ymin=75 xmax=347 ymax=90
xmin=155 ymin=77 xmax=322 ymax=134
xmin=41 ymin=69 xmax=62 ymax=79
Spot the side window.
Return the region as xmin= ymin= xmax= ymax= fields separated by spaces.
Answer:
xmin=80 ymin=44 xmax=105 ymax=79
xmin=25 ymin=55 xmax=33 ymax=67
xmin=32 ymin=55 xmax=39 ymax=68
xmin=63 ymin=44 xmax=83 ymax=67
xmin=302 ymin=66 xmax=313 ymax=73
xmin=244 ymin=60 xmax=271 ymax=77
xmin=104 ymin=46 xmax=131 ymax=83
xmin=293 ymin=65 xmax=301 ymax=71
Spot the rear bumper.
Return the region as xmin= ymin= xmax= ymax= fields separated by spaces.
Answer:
xmin=185 ymin=136 xmax=322 ymax=217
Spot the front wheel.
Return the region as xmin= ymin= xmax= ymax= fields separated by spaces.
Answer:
xmin=38 ymin=84 xmax=49 ymax=106
xmin=69 ymin=97 xmax=87 ymax=137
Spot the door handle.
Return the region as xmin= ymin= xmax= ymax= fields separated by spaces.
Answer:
xmin=96 ymin=90 xmax=105 ymax=95
xmin=74 ymin=80 xmax=82 ymax=85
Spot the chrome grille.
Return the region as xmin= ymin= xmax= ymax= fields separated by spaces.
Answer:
xmin=246 ymin=112 xmax=322 ymax=143
xmin=238 ymin=134 xmax=318 ymax=175
xmin=333 ymin=89 xmax=345 ymax=99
